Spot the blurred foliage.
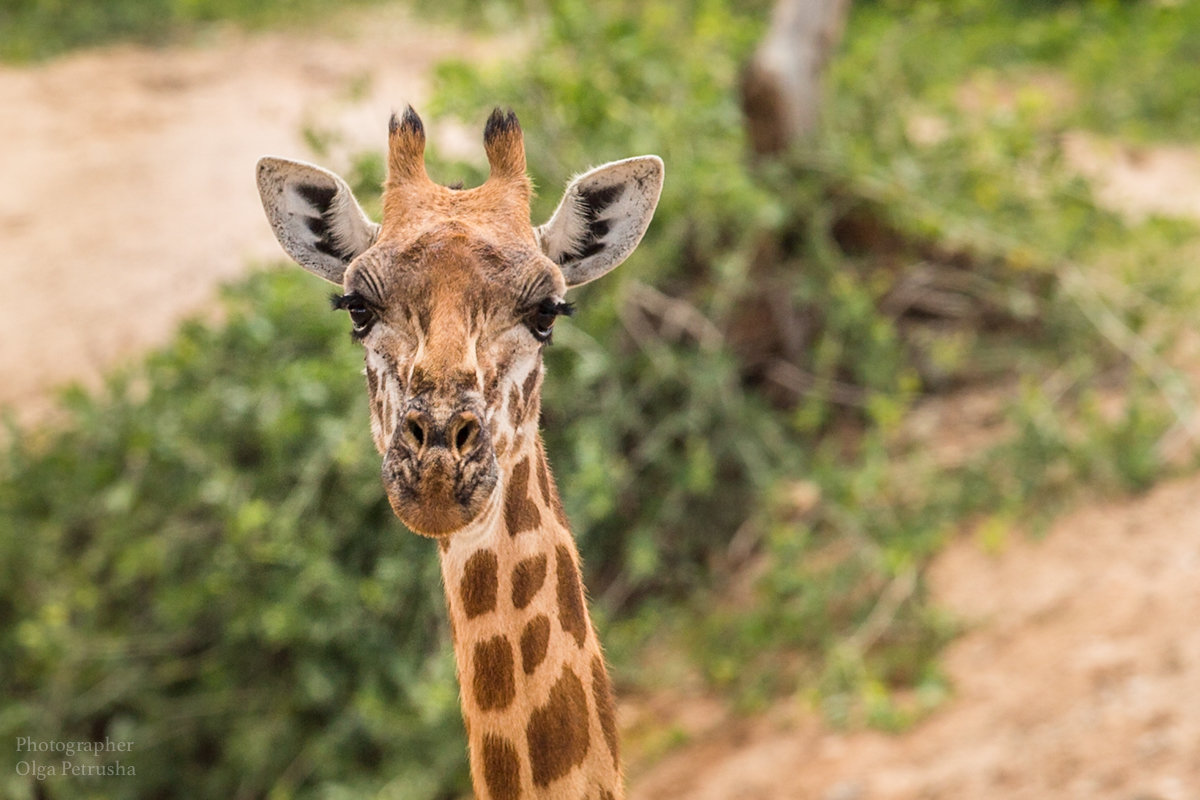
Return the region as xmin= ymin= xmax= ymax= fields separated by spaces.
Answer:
xmin=3 ymin=0 xmax=1200 ymax=797
xmin=1 ymin=272 xmax=468 ymax=800
xmin=854 ymin=0 xmax=1200 ymax=143
xmin=0 ymin=0 xmax=393 ymax=61
xmin=429 ymin=0 xmax=782 ymax=608
xmin=424 ymin=0 xmax=1200 ymax=720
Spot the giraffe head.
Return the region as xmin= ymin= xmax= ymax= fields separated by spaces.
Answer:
xmin=257 ymin=107 xmax=663 ymax=539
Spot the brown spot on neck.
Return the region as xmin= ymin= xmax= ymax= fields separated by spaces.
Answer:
xmin=460 ymin=549 xmax=499 ymax=619
xmin=536 ymin=443 xmax=570 ymax=528
xmin=472 ymin=636 xmax=516 ymax=711
xmin=535 ymin=448 xmax=552 ymax=505
xmin=481 ymin=734 xmax=521 ymax=800
xmin=504 ymin=457 xmax=541 ymax=536
xmin=511 ymin=553 xmax=548 ymax=610
xmin=520 ymin=613 xmax=551 ymax=675
xmin=591 ymin=655 xmax=620 ymax=768
xmin=526 ymin=665 xmax=591 ymax=787
xmin=555 ymin=545 xmax=588 ymax=648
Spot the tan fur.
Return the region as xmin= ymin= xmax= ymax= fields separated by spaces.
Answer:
xmin=440 ymin=448 xmax=621 ymax=799
xmin=381 ymin=112 xmax=535 ymax=253
xmin=258 ymin=108 xmax=656 ymax=800
xmin=363 ymin=113 xmax=619 ymax=797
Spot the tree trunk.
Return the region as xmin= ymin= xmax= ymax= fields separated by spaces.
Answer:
xmin=741 ymin=0 xmax=853 ymax=156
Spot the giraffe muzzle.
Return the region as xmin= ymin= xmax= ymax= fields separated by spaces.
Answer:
xmin=380 ymin=404 xmax=498 ymax=537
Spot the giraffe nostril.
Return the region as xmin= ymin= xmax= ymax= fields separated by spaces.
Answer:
xmin=404 ymin=411 xmax=428 ymax=449
xmin=451 ymin=413 xmax=480 ymax=456
xmin=401 ymin=409 xmax=481 ymax=456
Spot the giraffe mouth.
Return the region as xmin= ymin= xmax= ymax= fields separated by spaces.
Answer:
xmin=381 ymin=446 xmax=498 ymax=537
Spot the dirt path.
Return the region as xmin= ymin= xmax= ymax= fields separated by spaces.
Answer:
xmin=0 ymin=8 xmax=491 ymax=423
xmin=629 ymin=473 xmax=1200 ymax=799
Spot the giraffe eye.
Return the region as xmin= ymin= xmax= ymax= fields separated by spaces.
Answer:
xmin=346 ymin=300 xmax=374 ymax=332
xmin=531 ymin=301 xmax=558 ymax=342
xmin=528 ymin=299 xmax=574 ymax=343
xmin=331 ymin=292 xmax=377 ymax=340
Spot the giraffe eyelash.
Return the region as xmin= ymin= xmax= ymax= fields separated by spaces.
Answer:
xmin=527 ymin=299 xmax=575 ymax=318
xmin=529 ymin=299 xmax=575 ymax=344
xmin=330 ymin=292 xmax=377 ymax=341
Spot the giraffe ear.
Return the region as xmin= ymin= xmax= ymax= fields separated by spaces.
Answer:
xmin=256 ymin=157 xmax=380 ymax=284
xmin=536 ymin=156 xmax=664 ymax=288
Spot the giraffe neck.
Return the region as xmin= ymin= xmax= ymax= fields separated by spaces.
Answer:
xmin=438 ymin=437 xmax=623 ymax=800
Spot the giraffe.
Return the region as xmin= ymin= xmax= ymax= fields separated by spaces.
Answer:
xmin=256 ymin=106 xmax=663 ymax=799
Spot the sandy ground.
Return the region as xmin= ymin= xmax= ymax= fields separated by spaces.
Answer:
xmin=3 ymin=19 xmax=1200 ymax=800
xmin=629 ymin=475 xmax=1200 ymax=799
xmin=0 ymin=8 xmax=492 ymax=423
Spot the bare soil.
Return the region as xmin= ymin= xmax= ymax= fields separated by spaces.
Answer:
xmin=3 ymin=21 xmax=1199 ymax=800
xmin=0 ymin=8 xmax=494 ymax=423
xmin=628 ymin=475 xmax=1200 ymax=799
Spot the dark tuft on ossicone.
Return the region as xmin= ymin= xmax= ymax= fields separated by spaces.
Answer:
xmin=483 ymin=107 xmax=521 ymax=144
xmin=390 ymin=105 xmax=425 ymax=137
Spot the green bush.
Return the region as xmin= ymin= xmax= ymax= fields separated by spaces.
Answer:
xmin=0 ymin=0 xmax=392 ymax=61
xmin=425 ymin=0 xmax=1198 ymax=710
xmin=429 ymin=0 xmax=781 ymax=603
xmin=1 ymin=272 xmax=467 ymax=800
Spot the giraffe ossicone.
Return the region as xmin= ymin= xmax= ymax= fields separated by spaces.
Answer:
xmin=257 ymin=106 xmax=663 ymax=800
